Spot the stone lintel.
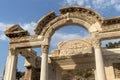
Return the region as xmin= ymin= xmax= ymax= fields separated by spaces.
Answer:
xmin=10 ymin=35 xmax=44 ymax=43
xmin=19 ymin=49 xmax=37 ymax=68
xmin=19 ymin=49 xmax=37 ymax=58
xmin=95 ymin=31 xmax=120 ymax=40
xmin=10 ymin=40 xmax=48 ymax=49
xmin=10 ymin=41 xmax=40 ymax=49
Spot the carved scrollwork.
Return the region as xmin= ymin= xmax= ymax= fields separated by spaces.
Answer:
xmin=92 ymin=39 xmax=101 ymax=48
xmin=9 ymin=48 xmax=19 ymax=55
xmin=57 ymin=39 xmax=92 ymax=56
xmin=41 ymin=45 xmax=49 ymax=54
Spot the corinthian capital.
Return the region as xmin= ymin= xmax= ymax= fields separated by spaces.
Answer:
xmin=41 ymin=45 xmax=49 ymax=54
xmin=92 ymin=39 xmax=101 ymax=48
xmin=9 ymin=48 xmax=19 ymax=55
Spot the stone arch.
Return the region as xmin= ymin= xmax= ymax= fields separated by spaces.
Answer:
xmin=5 ymin=6 xmax=119 ymax=80
xmin=34 ymin=6 xmax=103 ymax=43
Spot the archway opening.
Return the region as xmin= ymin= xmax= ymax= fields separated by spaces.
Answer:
xmin=49 ymin=25 xmax=90 ymax=53
xmin=49 ymin=25 xmax=95 ymax=80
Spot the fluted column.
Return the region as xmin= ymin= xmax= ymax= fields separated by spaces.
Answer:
xmin=3 ymin=49 xmax=18 ymax=80
xmin=40 ymin=45 xmax=49 ymax=80
xmin=93 ymin=39 xmax=106 ymax=80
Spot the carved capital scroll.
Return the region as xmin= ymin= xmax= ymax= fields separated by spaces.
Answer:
xmin=9 ymin=48 xmax=19 ymax=55
xmin=92 ymin=39 xmax=101 ymax=48
xmin=41 ymin=45 xmax=49 ymax=54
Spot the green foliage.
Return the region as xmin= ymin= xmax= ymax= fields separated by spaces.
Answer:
xmin=106 ymin=41 xmax=120 ymax=49
xmin=75 ymin=68 xmax=93 ymax=78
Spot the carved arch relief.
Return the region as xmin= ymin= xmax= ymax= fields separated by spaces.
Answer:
xmin=34 ymin=6 xmax=103 ymax=42
xmin=5 ymin=6 xmax=120 ymax=49
xmin=34 ymin=6 xmax=120 ymax=44
xmin=52 ymin=39 xmax=93 ymax=56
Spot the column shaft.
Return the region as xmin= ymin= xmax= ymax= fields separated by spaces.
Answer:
xmin=56 ymin=67 xmax=62 ymax=80
xmin=40 ymin=45 xmax=48 ymax=80
xmin=3 ymin=50 xmax=18 ymax=80
xmin=93 ymin=39 xmax=106 ymax=80
xmin=95 ymin=48 xmax=106 ymax=80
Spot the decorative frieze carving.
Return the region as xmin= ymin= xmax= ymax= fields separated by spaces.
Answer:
xmin=10 ymin=35 xmax=44 ymax=43
xmin=59 ymin=6 xmax=103 ymax=23
xmin=66 ymin=12 xmax=97 ymax=24
xmin=5 ymin=24 xmax=30 ymax=38
xmin=103 ymin=17 xmax=120 ymax=26
xmin=102 ymin=24 xmax=120 ymax=32
xmin=40 ymin=12 xmax=99 ymax=36
xmin=94 ymin=31 xmax=120 ymax=40
xmin=34 ymin=11 xmax=56 ymax=35
xmin=35 ymin=6 xmax=103 ymax=36
xmin=57 ymin=39 xmax=93 ymax=56
xmin=102 ymin=17 xmax=120 ymax=32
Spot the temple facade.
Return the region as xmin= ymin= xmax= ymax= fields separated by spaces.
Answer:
xmin=3 ymin=6 xmax=120 ymax=80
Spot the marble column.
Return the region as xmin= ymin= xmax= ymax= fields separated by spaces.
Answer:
xmin=93 ymin=39 xmax=106 ymax=80
xmin=3 ymin=49 xmax=18 ymax=80
xmin=40 ymin=45 xmax=49 ymax=80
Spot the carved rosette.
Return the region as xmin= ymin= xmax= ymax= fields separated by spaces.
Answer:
xmin=41 ymin=45 xmax=49 ymax=54
xmin=92 ymin=39 xmax=101 ymax=48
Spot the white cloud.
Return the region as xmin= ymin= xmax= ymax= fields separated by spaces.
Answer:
xmin=63 ymin=0 xmax=120 ymax=12
xmin=115 ymin=4 xmax=120 ymax=12
xmin=0 ymin=23 xmax=7 ymax=31
xmin=19 ymin=22 xmax=36 ymax=35
xmin=0 ymin=22 xmax=36 ymax=41
xmin=0 ymin=22 xmax=10 ymax=41
xmin=0 ymin=35 xmax=7 ymax=40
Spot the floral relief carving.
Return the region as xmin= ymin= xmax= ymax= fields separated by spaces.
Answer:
xmin=58 ymin=39 xmax=93 ymax=56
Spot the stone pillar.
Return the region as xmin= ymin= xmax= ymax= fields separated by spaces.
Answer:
xmin=56 ymin=67 xmax=62 ymax=80
xmin=3 ymin=49 xmax=18 ymax=80
xmin=94 ymin=70 xmax=97 ymax=80
xmin=40 ymin=45 xmax=49 ymax=80
xmin=93 ymin=39 xmax=106 ymax=80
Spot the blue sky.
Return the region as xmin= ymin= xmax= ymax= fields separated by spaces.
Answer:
xmin=0 ymin=0 xmax=120 ymax=79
